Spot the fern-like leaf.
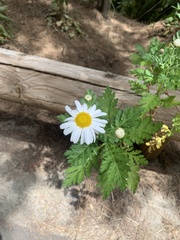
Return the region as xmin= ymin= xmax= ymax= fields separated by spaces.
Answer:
xmin=98 ymin=144 xmax=130 ymax=199
xmin=123 ymin=148 xmax=147 ymax=193
xmin=63 ymin=143 xmax=99 ymax=186
xmin=129 ymin=79 xmax=148 ymax=94
xmin=97 ymin=87 xmax=118 ymax=121
xmin=126 ymin=116 xmax=162 ymax=144
xmin=161 ymin=96 xmax=180 ymax=108
xmin=63 ymin=165 xmax=85 ymax=186
xmin=139 ymin=93 xmax=161 ymax=113
xmin=115 ymin=106 xmax=162 ymax=145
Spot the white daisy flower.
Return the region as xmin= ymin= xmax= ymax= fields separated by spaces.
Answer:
xmin=60 ymin=100 xmax=108 ymax=145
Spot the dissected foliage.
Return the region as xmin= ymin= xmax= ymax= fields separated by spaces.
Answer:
xmin=60 ymin=87 xmax=162 ymax=198
xmin=164 ymin=2 xmax=180 ymax=28
xmin=130 ymin=37 xmax=180 ymax=115
xmin=59 ymin=32 xmax=179 ymax=199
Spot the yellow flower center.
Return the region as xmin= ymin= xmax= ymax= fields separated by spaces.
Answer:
xmin=75 ymin=112 xmax=92 ymax=128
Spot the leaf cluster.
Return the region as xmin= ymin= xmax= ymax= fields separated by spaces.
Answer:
xmin=164 ymin=2 xmax=180 ymax=28
xmin=112 ymin=0 xmax=177 ymax=23
xmin=0 ymin=0 xmax=13 ymax=44
xmin=47 ymin=0 xmax=84 ymax=38
xmin=172 ymin=113 xmax=180 ymax=134
xmin=61 ymin=87 xmax=161 ymax=198
xmin=129 ymin=37 xmax=180 ymax=115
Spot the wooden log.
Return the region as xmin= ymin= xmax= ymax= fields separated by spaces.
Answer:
xmin=0 ymin=48 xmax=179 ymax=141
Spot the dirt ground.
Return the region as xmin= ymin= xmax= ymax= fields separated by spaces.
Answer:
xmin=0 ymin=0 xmax=180 ymax=239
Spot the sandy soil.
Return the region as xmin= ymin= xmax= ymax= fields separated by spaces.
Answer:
xmin=0 ymin=0 xmax=180 ymax=239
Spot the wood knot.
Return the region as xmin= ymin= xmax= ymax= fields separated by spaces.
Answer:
xmin=14 ymin=84 xmax=24 ymax=98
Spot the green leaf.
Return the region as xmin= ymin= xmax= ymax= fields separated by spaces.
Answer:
xmin=64 ymin=143 xmax=99 ymax=166
xmin=161 ymin=96 xmax=180 ymax=108
xmin=98 ymin=144 xmax=130 ymax=199
xmin=97 ymin=87 xmax=118 ymax=121
xmin=130 ymin=53 xmax=143 ymax=65
xmin=57 ymin=113 xmax=69 ymax=122
xmin=139 ymin=93 xmax=161 ymax=113
xmin=172 ymin=113 xmax=180 ymax=133
xmin=126 ymin=116 xmax=162 ymax=144
xmin=129 ymin=79 xmax=148 ymax=94
xmin=123 ymin=147 xmax=147 ymax=166
xmin=116 ymin=106 xmax=141 ymax=127
xmin=123 ymin=148 xmax=147 ymax=193
xmin=127 ymin=163 xmax=140 ymax=193
xmin=0 ymin=12 xmax=12 ymax=21
xmin=63 ymin=143 xmax=99 ymax=186
xmin=135 ymin=43 xmax=146 ymax=57
xmin=114 ymin=106 xmax=162 ymax=145
xmin=63 ymin=165 xmax=84 ymax=186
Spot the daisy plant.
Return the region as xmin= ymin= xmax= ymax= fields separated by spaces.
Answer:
xmin=58 ymin=34 xmax=180 ymax=199
xmin=58 ymin=87 xmax=162 ymax=199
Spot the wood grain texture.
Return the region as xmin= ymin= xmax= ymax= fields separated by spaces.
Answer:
xmin=0 ymin=48 xmax=179 ymax=141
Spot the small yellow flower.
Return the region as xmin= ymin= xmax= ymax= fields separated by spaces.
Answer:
xmin=155 ymin=137 xmax=163 ymax=149
xmin=161 ymin=124 xmax=170 ymax=133
xmin=146 ymin=133 xmax=167 ymax=152
xmin=161 ymin=135 xmax=166 ymax=143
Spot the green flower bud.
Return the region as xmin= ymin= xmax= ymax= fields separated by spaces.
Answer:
xmin=173 ymin=39 xmax=180 ymax=47
xmin=115 ymin=128 xmax=125 ymax=139
xmin=84 ymin=94 xmax=92 ymax=101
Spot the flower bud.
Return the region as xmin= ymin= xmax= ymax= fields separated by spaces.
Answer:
xmin=173 ymin=39 xmax=180 ymax=47
xmin=84 ymin=94 xmax=92 ymax=101
xmin=115 ymin=128 xmax=125 ymax=139
xmin=160 ymin=48 xmax=164 ymax=53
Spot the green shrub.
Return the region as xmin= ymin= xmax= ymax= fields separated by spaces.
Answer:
xmin=111 ymin=0 xmax=178 ymax=23
xmin=0 ymin=0 xmax=13 ymax=44
xmin=47 ymin=0 xmax=83 ymax=38
xmin=164 ymin=2 xmax=180 ymax=27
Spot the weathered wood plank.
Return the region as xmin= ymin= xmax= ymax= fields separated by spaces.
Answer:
xmin=0 ymin=47 xmax=131 ymax=88
xmin=0 ymin=48 xmax=179 ymax=141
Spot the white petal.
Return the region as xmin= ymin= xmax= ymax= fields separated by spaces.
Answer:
xmin=60 ymin=121 xmax=72 ymax=130
xmin=91 ymin=109 xmax=107 ymax=117
xmin=64 ymin=123 xmax=76 ymax=135
xmin=65 ymin=116 xmax=75 ymax=122
xmin=93 ymin=118 xmax=108 ymax=124
xmin=75 ymin=100 xmax=83 ymax=112
xmin=84 ymin=127 xmax=93 ymax=145
xmin=91 ymin=123 xmax=106 ymax=133
xmin=89 ymin=127 xmax=96 ymax=142
xmin=92 ymin=121 xmax=107 ymax=129
xmin=70 ymin=127 xmax=82 ymax=143
xmin=88 ymin=104 xmax=96 ymax=113
xmin=65 ymin=106 xmax=75 ymax=117
xmin=80 ymin=129 xmax=86 ymax=144
xmin=82 ymin=103 xmax=88 ymax=112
